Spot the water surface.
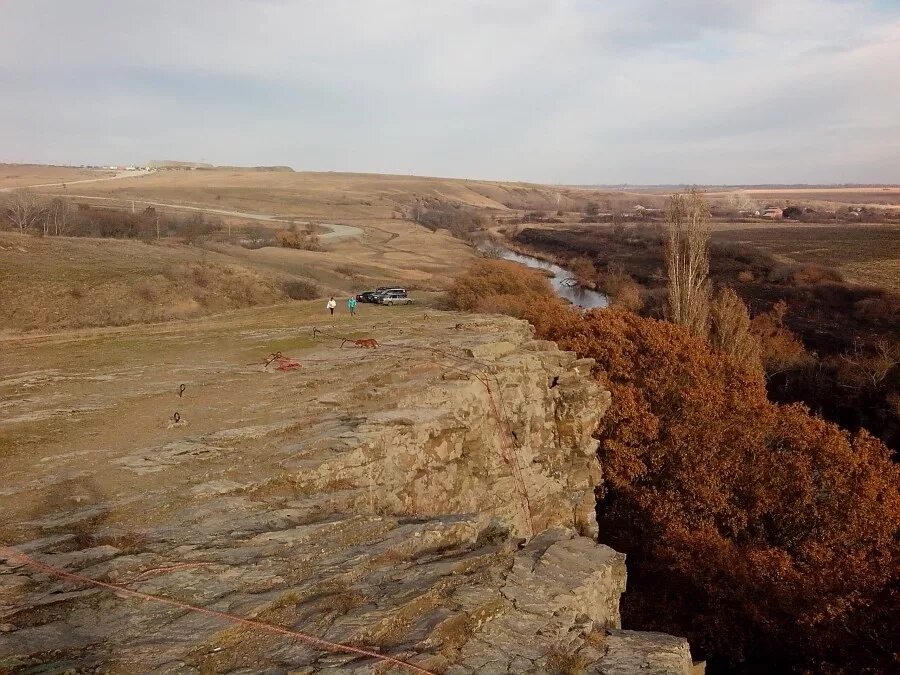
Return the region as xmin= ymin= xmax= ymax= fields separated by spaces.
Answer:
xmin=494 ymin=247 xmax=609 ymax=309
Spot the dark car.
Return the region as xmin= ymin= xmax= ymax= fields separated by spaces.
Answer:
xmin=356 ymin=291 xmax=381 ymax=303
xmin=359 ymin=287 xmax=406 ymax=303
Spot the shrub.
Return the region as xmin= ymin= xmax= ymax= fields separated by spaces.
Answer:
xmin=281 ymin=278 xmax=320 ymax=300
xmin=238 ymin=224 xmax=277 ymax=249
xmin=180 ymin=214 xmax=218 ymax=243
xmin=445 ymin=259 xmax=556 ymax=312
xmin=751 ymin=300 xmax=811 ymax=375
xmin=134 ymin=279 xmax=162 ymax=302
xmin=709 ymin=287 xmax=762 ymax=371
xmin=479 ymin=242 xmax=506 ymax=259
xmin=568 ymin=257 xmax=596 ymax=286
xmin=413 ymin=204 xmax=484 ymax=240
xmin=334 ymin=264 xmax=358 ymax=278
xmin=277 ymin=227 xmax=322 ymax=251
xmin=768 ymin=263 xmax=843 ymax=286
xmin=597 ymin=265 xmax=645 ymax=312
xmin=793 ymin=263 xmax=843 ymax=285
xmin=191 ymin=265 xmax=213 ymax=288
xmin=609 ymin=281 xmax=644 ymax=312
xmin=853 ymin=293 xmax=900 ymax=323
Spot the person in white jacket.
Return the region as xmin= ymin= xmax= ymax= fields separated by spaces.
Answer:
xmin=326 ymin=297 xmax=337 ymax=316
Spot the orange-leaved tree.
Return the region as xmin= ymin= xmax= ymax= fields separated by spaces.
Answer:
xmin=445 ymin=258 xmax=558 ymax=317
xmin=523 ymin=302 xmax=899 ymax=671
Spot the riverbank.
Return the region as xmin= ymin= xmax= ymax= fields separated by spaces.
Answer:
xmin=480 ymin=242 xmax=608 ymax=308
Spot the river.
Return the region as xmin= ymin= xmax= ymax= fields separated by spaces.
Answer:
xmin=494 ymin=247 xmax=609 ymax=309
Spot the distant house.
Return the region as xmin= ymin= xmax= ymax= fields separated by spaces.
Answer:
xmin=762 ymin=207 xmax=783 ymax=220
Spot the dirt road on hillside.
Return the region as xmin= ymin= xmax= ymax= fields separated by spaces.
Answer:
xmin=0 ymin=169 xmax=153 ymax=192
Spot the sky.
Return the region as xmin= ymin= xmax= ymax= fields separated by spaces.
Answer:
xmin=1 ymin=0 xmax=899 ymax=184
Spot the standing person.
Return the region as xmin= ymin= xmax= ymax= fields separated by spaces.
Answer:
xmin=326 ymin=297 xmax=337 ymax=316
xmin=347 ymin=295 xmax=357 ymax=317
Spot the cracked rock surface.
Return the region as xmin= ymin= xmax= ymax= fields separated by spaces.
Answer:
xmin=1 ymin=304 xmax=693 ymax=673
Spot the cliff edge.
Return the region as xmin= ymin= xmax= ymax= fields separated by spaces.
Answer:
xmin=0 ymin=307 xmax=695 ymax=673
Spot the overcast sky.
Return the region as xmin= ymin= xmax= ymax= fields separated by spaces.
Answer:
xmin=1 ymin=0 xmax=898 ymax=184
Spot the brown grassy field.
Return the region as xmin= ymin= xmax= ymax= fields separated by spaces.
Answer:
xmin=0 ymin=233 xmax=287 ymax=331
xmin=0 ymin=220 xmax=471 ymax=332
xmin=710 ymin=222 xmax=900 ymax=292
xmin=738 ymin=186 xmax=900 ymax=207
xmin=0 ymin=163 xmax=116 ymax=189
xmin=24 ymin=167 xmax=642 ymax=219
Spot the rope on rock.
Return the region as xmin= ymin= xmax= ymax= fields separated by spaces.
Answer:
xmin=0 ymin=546 xmax=436 ymax=675
xmin=246 ymin=351 xmax=302 ymax=371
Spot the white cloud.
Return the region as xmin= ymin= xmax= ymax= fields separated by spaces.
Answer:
xmin=0 ymin=0 xmax=897 ymax=182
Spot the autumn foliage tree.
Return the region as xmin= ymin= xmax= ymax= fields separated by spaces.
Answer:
xmin=446 ymin=258 xmax=556 ymax=317
xmin=532 ymin=307 xmax=899 ymax=671
xmin=709 ymin=286 xmax=761 ymax=370
xmin=448 ymin=260 xmax=900 ymax=672
xmin=750 ymin=299 xmax=811 ymax=376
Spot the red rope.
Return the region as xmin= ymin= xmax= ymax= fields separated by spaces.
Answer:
xmin=0 ymin=546 xmax=436 ymax=675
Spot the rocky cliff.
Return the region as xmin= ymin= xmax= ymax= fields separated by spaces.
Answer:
xmin=0 ymin=308 xmax=695 ymax=673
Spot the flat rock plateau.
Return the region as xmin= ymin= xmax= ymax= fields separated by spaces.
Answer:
xmin=1 ymin=303 xmax=695 ymax=673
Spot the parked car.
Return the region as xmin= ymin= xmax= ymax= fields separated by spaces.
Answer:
xmin=356 ymin=291 xmax=381 ymax=303
xmin=358 ymin=287 xmax=406 ymax=303
xmin=377 ymin=290 xmax=413 ymax=305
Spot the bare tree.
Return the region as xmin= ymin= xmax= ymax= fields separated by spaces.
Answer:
xmin=43 ymin=197 xmax=73 ymax=236
xmin=665 ymin=190 xmax=711 ymax=337
xmin=727 ymin=191 xmax=758 ymax=214
xmin=480 ymin=242 xmax=505 ymax=259
xmin=4 ymin=190 xmax=45 ymax=234
xmin=839 ymin=339 xmax=900 ymax=389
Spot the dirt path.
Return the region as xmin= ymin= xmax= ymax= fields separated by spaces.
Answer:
xmin=0 ymin=170 xmax=152 ymax=193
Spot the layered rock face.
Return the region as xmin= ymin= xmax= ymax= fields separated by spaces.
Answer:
xmin=293 ymin=323 xmax=607 ymax=541
xmin=0 ymin=309 xmax=694 ymax=673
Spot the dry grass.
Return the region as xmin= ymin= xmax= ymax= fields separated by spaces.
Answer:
xmin=50 ymin=168 xmax=634 ymax=219
xmin=0 ymin=163 xmax=116 ymax=189
xmin=737 ymin=186 xmax=900 ymax=207
xmin=545 ymin=645 xmax=590 ymax=675
xmin=0 ymin=232 xmax=290 ymax=331
xmin=711 ymin=223 xmax=900 ymax=292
